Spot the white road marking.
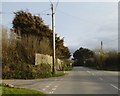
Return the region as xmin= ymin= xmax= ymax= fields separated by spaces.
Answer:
xmin=54 ymin=85 xmax=58 ymax=88
xmin=49 ymin=92 xmax=51 ymax=94
xmin=110 ymin=84 xmax=120 ymax=90
xmin=87 ymin=71 xmax=91 ymax=74
xmin=52 ymin=88 xmax=56 ymax=91
xmin=46 ymin=85 xmax=50 ymax=88
xmin=42 ymin=88 xmax=46 ymax=91
xmin=99 ymin=77 xmax=103 ymax=80
xmin=49 ymin=91 xmax=54 ymax=94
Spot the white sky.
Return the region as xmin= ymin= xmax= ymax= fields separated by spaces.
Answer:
xmin=1 ymin=1 xmax=118 ymax=53
xmin=1 ymin=0 xmax=119 ymax=2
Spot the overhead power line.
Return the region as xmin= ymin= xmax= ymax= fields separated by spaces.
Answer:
xmin=0 ymin=12 xmax=13 ymax=14
xmin=39 ymin=8 xmax=51 ymax=13
xmin=49 ymin=0 xmax=52 ymax=4
xmin=0 ymin=8 xmax=51 ymax=16
xmin=55 ymin=0 xmax=59 ymax=13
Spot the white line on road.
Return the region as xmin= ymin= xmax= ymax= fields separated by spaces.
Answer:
xmin=54 ymin=85 xmax=58 ymax=88
xmin=86 ymin=71 xmax=91 ymax=74
xmin=110 ymin=84 xmax=120 ymax=90
xmin=49 ymin=91 xmax=54 ymax=94
xmin=46 ymin=85 xmax=50 ymax=88
xmin=99 ymin=77 xmax=103 ymax=81
xmin=52 ymin=88 xmax=56 ymax=91
xmin=42 ymin=88 xmax=46 ymax=91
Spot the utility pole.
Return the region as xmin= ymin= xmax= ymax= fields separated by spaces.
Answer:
xmin=101 ymin=41 xmax=103 ymax=51
xmin=100 ymin=41 xmax=103 ymax=68
xmin=51 ymin=3 xmax=55 ymax=74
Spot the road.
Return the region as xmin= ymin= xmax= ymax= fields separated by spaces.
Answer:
xmin=3 ymin=67 xmax=119 ymax=95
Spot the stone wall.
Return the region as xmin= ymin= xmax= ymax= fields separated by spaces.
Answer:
xmin=35 ymin=53 xmax=63 ymax=70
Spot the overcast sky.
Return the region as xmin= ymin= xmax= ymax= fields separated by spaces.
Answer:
xmin=1 ymin=1 xmax=118 ymax=53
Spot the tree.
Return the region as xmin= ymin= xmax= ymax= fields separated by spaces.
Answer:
xmin=12 ymin=10 xmax=51 ymax=38
xmin=12 ymin=10 xmax=71 ymax=59
xmin=73 ymin=47 xmax=94 ymax=66
xmin=55 ymin=37 xmax=71 ymax=59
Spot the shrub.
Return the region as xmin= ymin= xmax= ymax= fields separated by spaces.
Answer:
xmin=2 ymin=63 xmax=52 ymax=79
xmin=32 ymin=64 xmax=52 ymax=78
xmin=91 ymin=51 xmax=119 ymax=71
xmin=2 ymin=27 xmax=53 ymax=79
xmin=60 ymin=59 xmax=73 ymax=71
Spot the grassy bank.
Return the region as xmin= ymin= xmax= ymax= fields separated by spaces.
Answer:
xmin=1 ymin=86 xmax=44 ymax=96
xmin=52 ymin=71 xmax=66 ymax=77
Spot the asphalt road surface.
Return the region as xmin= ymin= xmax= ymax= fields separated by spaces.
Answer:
xmin=3 ymin=67 xmax=119 ymax=95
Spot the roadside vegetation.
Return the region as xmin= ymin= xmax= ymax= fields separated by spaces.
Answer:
xmin=2 ymin=10 xmax=72 ymax=79
xmin=1 ymin=83 xmax=44 ymax=96
xmin=73 ymin=47 xmax=119 ymax=71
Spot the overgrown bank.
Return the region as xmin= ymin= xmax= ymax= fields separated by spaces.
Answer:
xmin=2 ymin=10 xmax=72 ymax=79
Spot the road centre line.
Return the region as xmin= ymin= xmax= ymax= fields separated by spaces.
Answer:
xmin=49 ymin=91 xmax=54 ymax=94
xmin=42 ymin=88 xmax=46 ymax=91
xmin=110 ymin=84 xmax=120 ymax=90
xmin=99 ymin=77 xmax=103 ymax=80
xmin=46 ymin=85 xmax=50 ymax=88
xmin=54 ymin=85 xmax=58 ymax=88
xmin=87 ymin=71 xmax=91 ymax=74
xmin=52 ymin=88 xmax=56 ymax=91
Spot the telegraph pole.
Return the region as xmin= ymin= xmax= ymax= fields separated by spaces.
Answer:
xmin=101 ymin=41 xmax=103 ymax=51
xmin=51 ymin=3 xmax=55 ymax=74
xmin=100 ymin=41 xmax=103 ymax=68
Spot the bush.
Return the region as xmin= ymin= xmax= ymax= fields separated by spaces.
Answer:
xmin=2 ymin=63 xmax=52 ymax=79
xmin=103 ymin=52 xmax=118 ymax=71
xmin=86 ymin=51 xmax=119 ymax=71
xmin=60 ymin=59 xmax=73 ymax=71
xmin=2 ymin=27 xmax=53 ymax=79
xmin=32 ymin=64 xmax=52 ymax=78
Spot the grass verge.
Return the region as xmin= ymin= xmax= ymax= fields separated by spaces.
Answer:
xmin=1 ymin=86 xmax=44 ymax=96
xmin=52 ymin=71 xmax=66 ymax=77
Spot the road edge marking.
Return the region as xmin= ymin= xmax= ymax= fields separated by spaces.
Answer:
xmin=110 ymin=84 xmax=120 ymax=90
xmin=99 ymin=77 xmax=103 ymax=81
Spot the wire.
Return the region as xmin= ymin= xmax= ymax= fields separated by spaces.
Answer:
xmin=0 ymin=8 xmax=51 ymax=16
xmin=55 ymin=0 xmax=59 ymax=13
xmin=49 ymin=0 xmax=52 ymax=4
xmin=0 ymin=12 xmax=13 ymax=14
xmin=102 ymin=38 xmax=118 ymax=46
xmin=39 ymin=8 xmax=51 ymax=13
xmin=57 ymin=9 xmax=80 ymax=19
xmin=34 ymin=13 xmax=51 ymax=17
